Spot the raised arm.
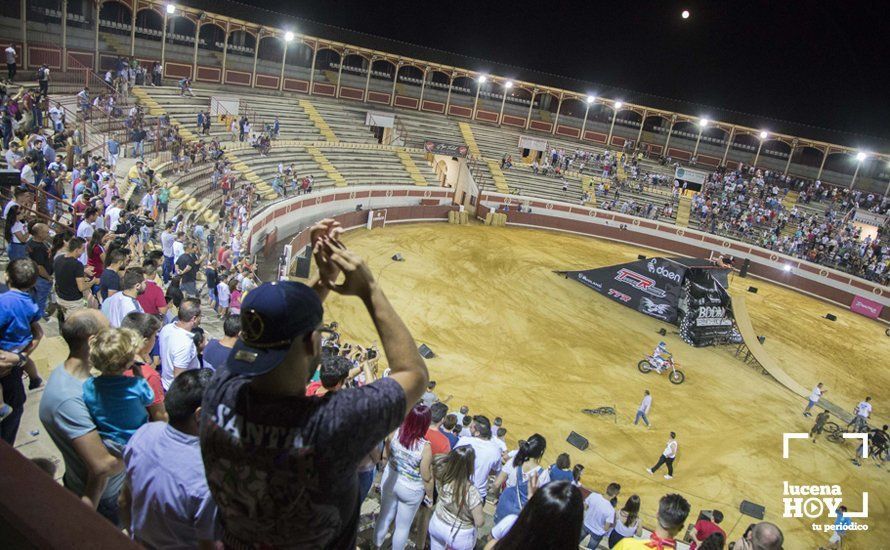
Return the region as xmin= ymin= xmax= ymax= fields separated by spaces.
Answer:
xmin=323 ymin=240 xmax=428 ymax=412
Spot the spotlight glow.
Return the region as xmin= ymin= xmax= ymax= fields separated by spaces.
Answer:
xmin=166 ymin=3 xmax=175 ymax=14
xmin=586 ymin=95 xmax=596 ymax=104
xmin=284 ymin=31 xmax=294 ymax=42
xmin=478 ymin=75 xmax=487 ymax=84
xmin=614 ymin=101 xmax=623 ymax=109
xmin=783 ymin=265 xmax=792 ymax=272
xmin=504 ymin=81 xmax=513 ymax=89
xmin=856 ymin=151 xmax=867 ymax=162
xmin=759 ymin=131 xmax=768 ymax=139
xmin=682 ymin=10 xmax=690 ymax=19
xmin=700 ymin=117 xmax=709 ymax=127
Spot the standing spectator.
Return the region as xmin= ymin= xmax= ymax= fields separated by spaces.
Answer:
xmin=202 ymin=314 xmax=239 ymax=371
xmin=5 ymin=43 xmax=16 ymax=81
xmin=634 ymin=389 xmax=652 ymax=427
xmin=548 ymin=453 xmax=574 ymax=484
xmin=412 ymin=401 xmax=454 ymax=548
xmin=199 ymin=224 xmax=428 ymax=549
xmin=646 ymin=432 xmax=678 ymax=479
xmin=485 ymin=481 xmax=583 ymax=550
xmin=373 ymin=404 xmax=434 ymax=550
xmin=136 ymin=260 xmax=167 ymax=317
xmin=160 ymin=222 xmax=175 ymax=283
xmin=614 ymin=494 xmax=691 ymax=550
xmin=609 ymin=495 xmax=642 ymax=548
xmin=214 ymin=274 xmax=230 ymax=316
xmin=120 ymin=312 xmax=166 ymax=422
xmin=730 ymin=522 xmax=784 ymax=550
xmin=38 ymin=310 xmax=124 ymax=524
xmin=0 ymin=259 xmax=44 ymax=441
xmin=421 ymin=380 xmax=438 ymax=406
xmin=581 ymin=482 xmax=621 ymax=549
xmin=690 ymin=510 xmax=726 ymax=550
xmin=455 ymin=415 xmax=502 ymax=502
xmin=26 ymin=223 xmax=54 ymax=319
xmin=493 ymin=434 xmax=548 ymax=523
xmin=106 ymin=136 xmax=120 ymax=169
xmin=53 ymin=238 xmax=96 ymax=318
xmin=158 ymin=298 xmax=201 ymax=391
xmin=176 ymin=241 xmax=201 ymax=298
xmin=77 ymin=207 xmax=99 ymax=261
xmin=37 ymin=63 xmax=49 ymax=95
xmin=121 ymin=369 xmax=219 ymax=548
xmin=428 ymin=446 xmax=485 ymax=550
xmin=99 ymin=248 xmax=127 ymax=301
xmin=101 ymin=269 xmax=146 ymax=328
xmin=4 ymin=205 xmax=29 ymax=260
xmin=439 ymin=413 xmax=459 ymax=448
xmin=804 ymin=382 xmax=826 ymax=417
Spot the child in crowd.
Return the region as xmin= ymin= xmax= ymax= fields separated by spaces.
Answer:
xmin=0 ymin=260 xmax=45 ymax=420
xmin=82 ymin=328 xmax=153 ymax=454
xmin=228 ymin=279 xmax=242 ymax=315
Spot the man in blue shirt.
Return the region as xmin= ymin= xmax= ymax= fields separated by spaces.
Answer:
xmin=107 ymin=137 xmax=120 ymax=169
xmin=122 ymin=369 xmax=219 ymax=548
xmin=828 ymin=505 xmax=852 ymax=548
xmin=0 ymin=259 xmax=44 ymax=443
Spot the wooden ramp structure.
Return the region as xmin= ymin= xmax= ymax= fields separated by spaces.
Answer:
xmin=730 ymin=293 xmax=810 ymax=399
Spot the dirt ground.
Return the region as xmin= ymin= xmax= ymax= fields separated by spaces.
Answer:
xmin=324 ymin=222 xmax=889 ymax=550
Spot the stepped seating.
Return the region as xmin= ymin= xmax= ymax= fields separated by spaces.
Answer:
xmin=396 ymin=110 xmax=464 ymax=145
xmin=308 ymin=99 xmax=378 ymax=145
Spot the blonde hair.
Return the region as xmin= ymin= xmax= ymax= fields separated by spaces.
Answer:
xmin=89 ymin=328 xmax=141 ymax=375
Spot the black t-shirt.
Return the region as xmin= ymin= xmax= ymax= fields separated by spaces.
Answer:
xmin=99 ymin=268 xmax=121 ymax=300
xmin=200 ymin=365 xmax=406 ymax=549
xmin=53 ymin=256 xmax=85 ymax=301
xmin=176 ymin=253 xmax=198 ymax=284
xmin=27 ymin=241 xmax=53 ymax=279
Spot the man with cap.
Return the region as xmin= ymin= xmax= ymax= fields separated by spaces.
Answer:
xmin=200 ymin=219 xmax=428 ymax=549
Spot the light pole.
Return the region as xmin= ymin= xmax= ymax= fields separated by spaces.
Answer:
xmin=753 ymin=130 xmax=768 ymax=167
xmin=472 ymin=75 xmax=487 ymax=120
xmin=279 ymin=31 xmax=294 ymax=91
xmin=850 ymin=152 xmax=866 ymax=190
xmin=498 ymin=80 xmax=512 ymax=125
xmin=692 ymin=117 xmax=708 ymax=161
xmin=580 ymin=95 xmax=595 ymax=139
xmin=160 ymin=4 xmax=175 ymax=75
xmin=606 ymin=100 xmax=622 ymax=147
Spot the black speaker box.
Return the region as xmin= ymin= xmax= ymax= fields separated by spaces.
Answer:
xmin=740 ymin=500 xmax=765 ymax=520
xmin=567 ymin=431 xmax=589 ymax=451
xmin=748 ymin=286 xmax=758 ymax=294
xmin=293 ymin=245 xmax=312 ymax=278
xmin=825 ymin=313 xmax=837 ymax=322
xmin=418 ymin=344 xmax=435 ymax=359
xmin=739 ymin=258 xmax=751 ymax=278
xmin=637 ymin=254 xmax=647 ymax=260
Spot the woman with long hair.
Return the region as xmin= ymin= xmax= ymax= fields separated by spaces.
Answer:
xmin=86 ymin=228 xmax=109 ymax=278
xmin=4 ymin=205 xmax=30 ymax=260
xmin=492 ymin=433 xmax=548 ymax=524
xmin=608 ymin=495 xmax=642 ymax=548
xmin=485 ymin=480 xmax=583 ymax=550
xmin=373 ymin=404 xmax=433 ymax=550
xmin=428 ymin=445 xmax=484 ymax=550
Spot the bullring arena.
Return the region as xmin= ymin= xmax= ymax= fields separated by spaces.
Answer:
xmin=1 ymin=1 xmax=889 ymax=549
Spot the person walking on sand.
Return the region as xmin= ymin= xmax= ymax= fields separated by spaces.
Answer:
xmin=804 ymin=383 xmax=826 ymax=417
xmin=634 ymin=390 xmax=652 ymax=428
xmin=647 ymin=432 xmax=677 ymax=480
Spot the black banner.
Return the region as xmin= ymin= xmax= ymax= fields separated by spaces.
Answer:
xmin=423 ymin=140 xmax=469 ymax=158
xmin=559 ymin=257 xmax=737 ymax=347
xmin=560 ymin=258 xmax=686 ymax=324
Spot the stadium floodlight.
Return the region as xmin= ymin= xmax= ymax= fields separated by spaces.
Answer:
xmin=699 ymin=117 xmax=709 ymax=127
xmin=504 ymin=80 xmax=513 ymax=89
xmin=614 ymin=100 xmax=623 ymax=109
xmin=682 ymin=10 xmax=690 ymax=19
xmin=586 ymin=95 xmax=596 ymax=104
xmin=284 ymin=31 xmax=295 ymax=42
xmin=477 ymin=75 xmax=487 ymax=83
xmin=166 ymin=3 xmax=176 ymax=14
xmin=759 ymin=130 xmax=768 ymax=139
xmin=783 ymin=264 xmax=792 ymax=272
xmin=856 ymin=151 xmax=867 ymax=162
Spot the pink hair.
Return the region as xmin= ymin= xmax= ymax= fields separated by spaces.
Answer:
xmin=398 ymin=404 xmax=431 ymax=448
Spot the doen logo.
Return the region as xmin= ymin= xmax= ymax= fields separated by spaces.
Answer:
xmin=647 ymin=259 xmax=682 ymax=283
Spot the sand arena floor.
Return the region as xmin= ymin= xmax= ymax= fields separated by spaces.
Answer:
xmin=322 ymin=223 xmax=889 ymax=549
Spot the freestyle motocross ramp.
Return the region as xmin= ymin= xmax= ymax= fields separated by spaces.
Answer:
xmin=730 ymin=293 xmax=810 ymax=399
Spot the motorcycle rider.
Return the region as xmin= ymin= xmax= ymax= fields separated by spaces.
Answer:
xmin=651 ymin=341 xmax=673 ymax=374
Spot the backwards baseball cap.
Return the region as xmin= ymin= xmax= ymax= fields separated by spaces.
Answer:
xmin=226 ymin=281 xmax=324 ymax=376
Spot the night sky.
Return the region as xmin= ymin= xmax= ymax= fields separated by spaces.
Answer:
xmin=230 ymin=0 xmax=889 ymax=144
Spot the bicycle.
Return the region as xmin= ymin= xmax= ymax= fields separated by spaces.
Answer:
xmin=582 ymin=406 xmax=616 ymax=417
